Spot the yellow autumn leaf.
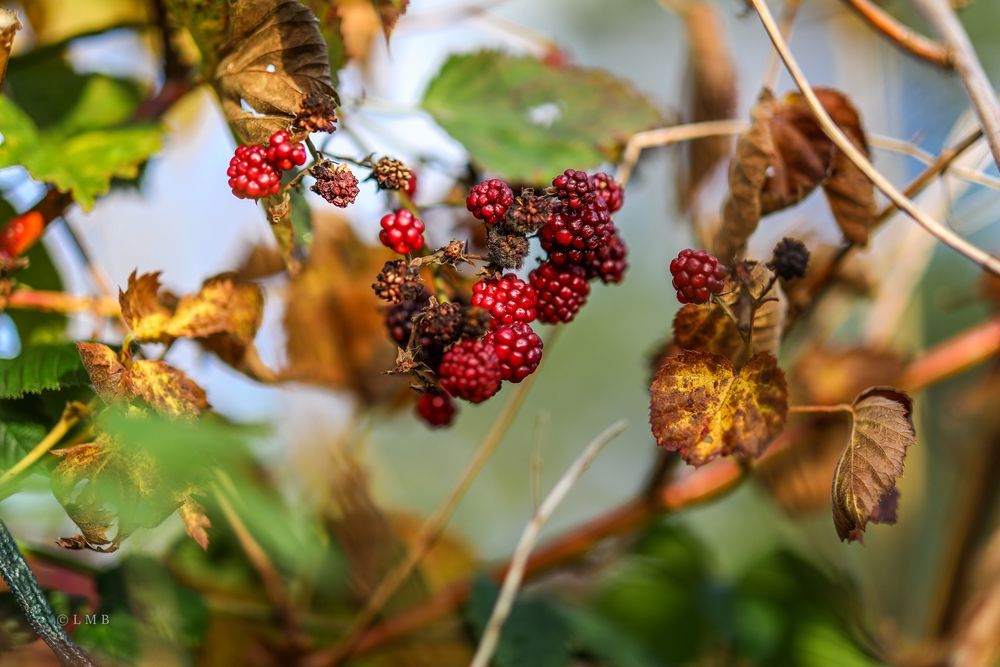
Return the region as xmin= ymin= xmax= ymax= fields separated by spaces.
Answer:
xmin=179 ymin=498 xmax=212 ymax=551
xmin=649 ymin=349 xmax=788 ymax=466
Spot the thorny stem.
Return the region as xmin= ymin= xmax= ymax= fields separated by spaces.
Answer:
xmin=339 ymin=315 xmax=998 ymax=658
xmin=749 ymin=0 xmax=1000 ymax=275
xmin=788 ymin=403 xmax=854 ymax=415
xmin=842 ymin=0 xmax=952 ymax=69
xmin=312 ymin=328 xmax=562 ymax=667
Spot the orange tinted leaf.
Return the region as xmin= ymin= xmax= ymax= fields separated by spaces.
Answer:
xmin=119 ymin=271 xmax=173 ymax=342
xmin=649 ymin=350 xmax=788 ymax=466
xmin=167 ymin=273 xmax=264 ymax=344
xmin=129 ymin=360 xmax=209 ymax=417
xmin=179 ymin=498 xmax=211 ymax=551
xmin=832 ymin=387 xmax=916 ymax=542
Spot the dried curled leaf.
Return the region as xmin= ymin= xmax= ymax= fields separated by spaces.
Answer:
xmin=118 ymin=271 xmax=264 ymax=366
xmin=672 ymin=261 xmax=786 ymax=366
xmin=832 ymin=387 xmax=916 ymax=542
xmin=371 ymin=0 xmax=408 ymax=39
xmin=77 ymin=342 xmax=209 ymax=417
xmin=649 ymin=350 xmax=788 ymax=466
xmin=215 ymin=0 xmax=338 ymax=144
xmin=179 ymin=498 xmax=211 ymax=551
xmin=714 ymin=89 xmax=875 ymax=261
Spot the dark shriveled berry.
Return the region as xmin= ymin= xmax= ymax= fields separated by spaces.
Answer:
xmin=372 ymin=259 xmax=421 ymax=303
xmin=669 ymin=248 xmax=727 ymax=304
xmin=385 ymin=294 xmax=428 ymax=348
xmin=505 ymin=188 xmax=551 ymax=235
xmin=486 ymin=227 xmax=530 ymax=270
xmin=372 ymin=157 xmax=413 ymax=191
xmin=769 ymin=237 xmax=810 ymax=280
xmin=438 ymin=340 xmax=502 ymax=403
xmin=294 ymin=91 xmax=338 ymax=134
xmin=310 ymin=161 xmax=359 ymax=208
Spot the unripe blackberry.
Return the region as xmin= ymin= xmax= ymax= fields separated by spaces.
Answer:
xmin=372 ymin=259 xmax=422 ymax=303
xmin=438 ymin=340 xmax=502 ymax=403
xmin=379 ymin=209 xmax=425 ymax=255
xmin=228 ymin=145 xmax=282 ymax=199
xmin=587 ymin=231 xmax=628 ymax=284
xmin=551 ymin=168 xmax=595 ymax=213
xmin=467 ymin=179 xmax=514 ymax=226
xmin=372 ymin=157 xmax=413 ymax=191
xmin=310 ymin=161 xmax=359 ymax=208
xmin=539 ymin=198 xmax=612 ymax=267
xmin=485 ymin=323 xmax=543 ymax=383
xmin=529 ymin=262 xmax=590 ymax=324
xmin=506 ymin=188 xmax=551 ymax=235
xmin=669 ymin=249 xmax=727 ymax=304
xmin=486 ymin=227 xmax=530 ymax=270
xmin=266 ymin=130 xmax=307 ymax=171
xmin=769 ymin=237 xmax=810 ymax=280
xmin=416 ymin=392 xmax=456 ymax=428
xmin=590 ymin=172 xmax=624 ymax=213
xmin=471 ymin=273 xmax=538 ymax=328
xmin=294 ymin=91 xmax=338 ymax=134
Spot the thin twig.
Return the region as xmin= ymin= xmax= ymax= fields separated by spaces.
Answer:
xmin=788 ymin=403 xmax=854 ymax=414
xmin=5 ymin=290 xmax=121 ymax=318
xmin=0 ymin=402 xmax=90 ymax=496
xmin=914 ymin=0 xmax=1000 ymax=169
xmin=470 ymin=420 xmax=627 ymax=667
xmin=869 ymin=133 xmax=1000 ymax=191
xmin=314 ymin=328 xmax=561 ymax=666
xmin=842 ymin=0 xmax=952 ymax=69
xmin=760 ymin=0 xmax=801 ymax=91
xmin=617 ymin=119 xmax=748 ymax=187
xmin=749 ymin=0 xmax=1000 ymax=276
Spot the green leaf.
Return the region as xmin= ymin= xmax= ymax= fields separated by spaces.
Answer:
xmin=0 ymin=97 xmax=162 ymax=211
xmin=6 ymin=50 xmax=145 ymax=132
xmin=467 ymin=575 xmax=572 ymax=667
xmin=422 ymin=51 xmax=663 ymax=183
xmin=0 ymin=343 xmax=90 ymax=399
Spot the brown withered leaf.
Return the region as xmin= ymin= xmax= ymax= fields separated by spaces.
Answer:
xmin=832 ymin=387 xmax=916 ymax=542
xmin=215 ymin=0 xmax=338 ymax=144
xmin=793 ymin=346 xmax=905 ymax=406
xmin=715 ymin=92 xmax=775 ymax=262
xmin=52 ymin=435 xmax=178 ymax=552
xmin=119 ymin=271 xmax=173 ymax=341
xmin=757 ymin=419 xmax=848 ymax=514
xmin=714 ymin=89 xmax=875 ymax=260
xmin=77 ymin=342 xmax=209 ymax=417
xmin=118 ymin=272 xmax=264 ymax=366
xmin=179 ymin=498 xmax=211 ymax=551
xmin=282 ymin=213 xmax=406 ymax=406
xmin=679 ymin=2 xmax=737 ymax=209
xmin=672 ymin=261 xmax=786 ymax=367
xmin=649 ymin=350 xmax=788 ymax=466
xmin=371 ymin=0 xmax=408 ymax=39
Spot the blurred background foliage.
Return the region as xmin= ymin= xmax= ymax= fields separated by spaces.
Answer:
xmin=0 ymin=0 xmax=998 ymax=665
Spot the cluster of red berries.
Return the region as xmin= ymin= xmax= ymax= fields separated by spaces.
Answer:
xmin=227 ymin=130 xmax=307 ymax=200
xmin=376 ymin=168 xmax=627 ymax=429
xmin=669 ymin=249 xmax=727 ymax=304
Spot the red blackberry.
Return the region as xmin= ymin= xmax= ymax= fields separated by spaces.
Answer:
xmin=551 ymin=168 xmax=594 ymax=212
xmin=471 ymin=273 xmax=538 ymax=328
xmin=467 ymin=179 xmax=514 ymax=226
xmin=669 ymin=249 xmax=727 ymax=304
xmin=438 ymin=340 xmax=502 ymax=403
xmin=228 ymin=145 xmax=282 ymax=199
xmin=539 ymin=197 xmax=613 ymax=267
xmin=266 ymin=131 xmax=307 ymax=171
xmin=379 ymin=209 xmax=425 ymax=255
xmin=485 ymin=323 xmax=543 ymax=383
xmin=590 ymin=172 xmax=624 ymax=213
xmin=529 ymin=262 xmax=590 ymax=324
xmin=0 ymin=211 xmax=44 ymax=258
xmin=588 ymin=231 xmax=628 ymax=284
xmin=416 ymin=392 xmax=456 ymax=427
